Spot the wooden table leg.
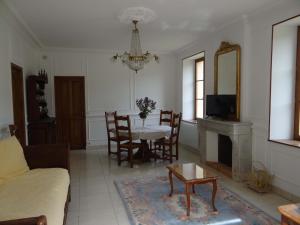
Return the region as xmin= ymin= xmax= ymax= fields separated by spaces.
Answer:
xmin=211 ymin=179 xmax=217 ymax=212
xmin=168 ymin=170 xmax=173 ymax=197
xmin=192 ymin=184 xmax=195 ymax=194
xmin=281 ymin=215 xmax=290 ymax=225
xmin=185 ymin=183 xmax=191 ymax=216
xmin=133 ymin=140 xmax=153 ymax=162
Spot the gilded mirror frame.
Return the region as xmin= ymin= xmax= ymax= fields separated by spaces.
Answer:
xmin=214 ymin=41 xmax=241 ymax=121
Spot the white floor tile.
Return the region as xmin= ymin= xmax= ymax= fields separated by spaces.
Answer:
xmin=66 ymin=146 xmax=291 ymax=225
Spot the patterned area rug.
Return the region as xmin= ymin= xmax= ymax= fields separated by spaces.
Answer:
xmin=115 ymin=176 xmax=279 ymax=225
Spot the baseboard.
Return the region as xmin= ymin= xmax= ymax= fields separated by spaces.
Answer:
xmin=272 ymin=185 xmax=300 ymax=202
xmin=179 ymin=143 xmax=200 ymax=155
xmin=86 ymin=144 xmax=107 ymax=150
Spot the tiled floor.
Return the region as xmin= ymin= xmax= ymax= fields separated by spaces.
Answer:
xmin=67 ymin=146 xmax=290 ymax=225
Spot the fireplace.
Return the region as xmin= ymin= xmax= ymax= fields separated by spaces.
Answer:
xmin=198 ymin=118 xmax=252 ymax=181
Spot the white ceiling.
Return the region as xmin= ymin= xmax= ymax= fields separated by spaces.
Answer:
xmin=7 ymin=0 xmax=279 ymax=52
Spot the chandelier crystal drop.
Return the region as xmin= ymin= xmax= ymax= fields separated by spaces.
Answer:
xmin=112 ymin=20 xmax=159 ymax=73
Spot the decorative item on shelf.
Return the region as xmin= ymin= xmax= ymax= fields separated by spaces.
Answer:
xmin=136 ymin=97 xmax=156 ymax=127
xmin=246 ymin=161 xmax=273 ymax=193
xmin=38 ymin=69 xmax=48 ymax=83
xmin=112 ymin=20 xmax=159 ymax=73
xmin=26 ymin=74 xmax=50 ymax=122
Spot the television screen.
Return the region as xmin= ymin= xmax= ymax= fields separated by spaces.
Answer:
xmin=206 ymin=95 xmax=236 ymax=119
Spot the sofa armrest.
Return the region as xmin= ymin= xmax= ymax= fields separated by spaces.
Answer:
xmin=24 ymin=144 xmax=70 ymax=172
xmin=0 ymin=216 xmax=47 ymax=225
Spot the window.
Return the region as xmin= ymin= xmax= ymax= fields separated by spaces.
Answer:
xmin=182 ymin=52 xmax=205 ymax=122
xmin=195 ymin=58 xmax=205 ymax=119
xmin=269 ymin=15 xmax=300 ymax=146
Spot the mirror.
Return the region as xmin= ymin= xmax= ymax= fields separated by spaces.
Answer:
xmin=214 ymin=42 xmax=241 ymax=121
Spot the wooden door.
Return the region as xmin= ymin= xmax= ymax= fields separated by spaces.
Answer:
xmin=11 ymin=63 xmax=26 ymax=146
xmin=55 ymin=76 xmax=86 ymax=149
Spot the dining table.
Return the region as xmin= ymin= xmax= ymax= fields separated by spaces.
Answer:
xmin=130 ymin=125 xmax=171 ymax=162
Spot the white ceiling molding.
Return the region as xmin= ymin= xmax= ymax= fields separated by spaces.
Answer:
xmin=3 ymin=0 xmax=43 ymax=48
xmin=7 ymin=0 xmax=284 ymax=52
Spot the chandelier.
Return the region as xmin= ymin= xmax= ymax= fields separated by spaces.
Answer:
xmin=112 ymin=20 xmax=159 ymax=73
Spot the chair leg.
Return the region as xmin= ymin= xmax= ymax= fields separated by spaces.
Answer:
xmin=108 ymin=140 xmax=111 ymax=155
xmin=117 ymin=147 xmax=121 ymax=166
xmin=162 ymin=145 xmax=166 ymax=161
xmin=154 ymin=144 xmax=157 ymax=162
xmin=176 ymin=143 xmax=179 ymax=160
xmin=169 ymin=145 xmax=173 ymax=163
xmin=129 ymin=149 xmax=133 ymax=168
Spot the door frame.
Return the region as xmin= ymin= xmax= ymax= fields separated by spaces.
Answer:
xmin=11 ymin=63 xmax=26 ymax=146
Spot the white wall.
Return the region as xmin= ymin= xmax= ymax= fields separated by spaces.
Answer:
xmin=270 ymin=25 xmax=297 ymax=140
xmin=179 ymin=122 xmax=198 ymax=149
xmin=0 ymin=2 xmax=40 ymax=139
xmin=41 ymin=48 xmax=177 ymax=146
xmin=176 ymin=0 xmax=300 ymax=197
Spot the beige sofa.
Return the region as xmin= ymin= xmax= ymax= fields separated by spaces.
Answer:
xmin=0 ymin=136 xmax=70 ymax=225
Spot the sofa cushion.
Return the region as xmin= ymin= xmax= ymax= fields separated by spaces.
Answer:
xmin=0 ymin=136 xmax=29 ymax=182
xmin=0 ymin=168 xmax=70 ymax=225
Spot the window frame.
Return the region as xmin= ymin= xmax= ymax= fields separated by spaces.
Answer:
xmin=268 ymin=15 xmax=300 ymax=149
xmin=194 ymin=57 xmax=205 ymax=120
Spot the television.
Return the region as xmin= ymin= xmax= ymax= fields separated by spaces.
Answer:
xmin=206 ymin=95 xmax=236 ymax=119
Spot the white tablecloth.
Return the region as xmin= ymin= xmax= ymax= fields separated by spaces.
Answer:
xmin=130 ymin=125 xmax=171 ymax=140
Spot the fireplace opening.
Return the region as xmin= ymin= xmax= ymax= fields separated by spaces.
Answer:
xmin=206 ymin=134 xmax=233 ymax=178
xmin=218 ymin=134 xmax=232 ymax=167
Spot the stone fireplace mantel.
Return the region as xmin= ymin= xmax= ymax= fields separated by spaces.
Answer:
xmin=197 ymin=118 xmax=252 ymax=181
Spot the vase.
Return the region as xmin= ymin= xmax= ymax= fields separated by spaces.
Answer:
xmin=142 ymin=118 xmax=146 ymax=128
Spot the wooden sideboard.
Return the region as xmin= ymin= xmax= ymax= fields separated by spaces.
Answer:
xmin=28 ymin=118 xmax=56 ymax=145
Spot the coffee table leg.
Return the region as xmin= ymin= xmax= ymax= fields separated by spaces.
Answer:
xmin=168 ymin=170 xmax=173 ymax=197
xmin=281 ymin=215 xmax=290 ymax=225
xmin=185 ymin=183 xmax=191 ymax=216
xmin=212 ymin=179 xmax=217 ymax=212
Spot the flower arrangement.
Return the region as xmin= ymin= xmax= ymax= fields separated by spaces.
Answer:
xmin=136 ymin=97 xmax=157 ymax=120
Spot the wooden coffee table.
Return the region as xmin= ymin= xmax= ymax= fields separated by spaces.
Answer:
xmin=167 ymin=163 xmax=218 ymax=216
xmin=278 ymin=203 xmax=300 ymax=225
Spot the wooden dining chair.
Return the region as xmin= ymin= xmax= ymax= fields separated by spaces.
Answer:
xmin=159 ymin=110 xmax=173 ymax=126
xmin=150 ymin=110 xmax=173 ymax=150
xmin=105 ymin=111 xmax=117 ymax=155
xmin=114 ymin=115 xmax=141 ymax=168
xmin=153 ymin=112 xmax=182 ymax=163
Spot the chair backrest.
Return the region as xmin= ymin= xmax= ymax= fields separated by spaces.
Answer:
xmin=114 ymin=115 xmax=133 ymax=143
xmin=160 ymin=110 xmax=173 ymax=126
xmin=8 ymin=125 xmax=17 ymax=136
xmin=170 ymin=112 xmax=182 ymax=144
xmin=105 ymin=111 xmax=117 ymax=138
